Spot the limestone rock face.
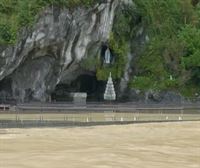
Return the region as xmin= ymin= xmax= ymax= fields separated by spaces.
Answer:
xmin=0 ymin=0 xmax=119 ymax=102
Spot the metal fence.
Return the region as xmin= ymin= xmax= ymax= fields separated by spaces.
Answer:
xmin=0 ymin=103 xmax=200 ymax=128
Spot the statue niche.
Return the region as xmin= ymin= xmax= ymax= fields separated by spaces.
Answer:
xmin=101 ymin=45 xmax=114 ymax=66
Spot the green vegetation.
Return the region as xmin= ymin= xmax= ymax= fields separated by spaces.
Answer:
xmin=80 ymin=55 xmax=100 ymax=71
xmin=178 ymin=25 xmax=200 ymax=83
xmin=128 ymin=0 xmax=200 ymax=97
xmin=0 ymin=0 xmax=95 ymax=44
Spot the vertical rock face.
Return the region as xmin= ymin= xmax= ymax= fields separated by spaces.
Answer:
xmin=0 ymin=0 xmax=119 ymax=102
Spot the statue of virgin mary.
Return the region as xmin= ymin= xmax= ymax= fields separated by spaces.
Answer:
xmin=104 ymin=48 xmax=111 ymax=64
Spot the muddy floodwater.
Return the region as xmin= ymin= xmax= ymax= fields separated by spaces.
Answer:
xmin=0 ymin=122 xmax=200 ymax=168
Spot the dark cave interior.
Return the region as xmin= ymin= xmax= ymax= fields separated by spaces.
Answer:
xmin=51 ymin=74 xmax=106 ymax=102
xmin=0 ymin=78 xmax=13 ymax=103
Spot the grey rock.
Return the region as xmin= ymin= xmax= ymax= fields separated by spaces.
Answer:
xmin=121 ymin=88 xmax=183 ymax=104
xmin=0 ymin=0 xmax=119 ymax=102
xmin=144 ymin=90 xmax=183 ymax=104
xmin=160 ymin=91 xmax=183 ymax=104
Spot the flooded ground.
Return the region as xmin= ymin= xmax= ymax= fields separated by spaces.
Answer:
xmin=0 ymin=122 xmax=200 ymax=168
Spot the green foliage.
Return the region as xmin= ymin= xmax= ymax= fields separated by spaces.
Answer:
xmin=178 ymin=25 xmax=200 ymax=67
xmin=129 ymin=75 xmax=179 ymax=91
xmin=0 ymin=23 xmax=16 ymax=43
xmin=137 ymin=37 xmax=166 ymax=77
xmin=112 ymin=4 xmax=136 ymax=40
xmin=0 ymin=0 xmax=17 ymax=14
xmin=180 ymin=83 xmax=200 ymax=97
xmin=129 ymin=76 xmax=155 ymax=90
xmin=96 ymin=67 xmax=118 ymax=81
xmin=178 ymin=25 xmax=200 ymax=84
xmin=129 ymin=0 xmax=200 ymax=96
xmin=0 ymin=0 xmax=96 ymax=44
xmin=80 ymin=55 xmax=99 ymax=71
xmin=196 ymin=3 xmax=200 ymax=26
xmin=134 ymin=0 xmax=198 ymax=36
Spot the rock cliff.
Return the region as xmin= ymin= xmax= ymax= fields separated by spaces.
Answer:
xmin=0 ymin=0 xmax=119 ymax=102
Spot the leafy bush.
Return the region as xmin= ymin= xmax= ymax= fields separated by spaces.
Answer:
xmin=178 ymin=25 xmax=200 ymax=84
xmin=128 ymin=0 xmax=200 ymax=96
xmin=0 ymin=0 xmax=96 ymax=44
xmin=80 ymin=55 xmax=100 ymax=71
xmin=0 ymin=23 xmax=16 ymax=44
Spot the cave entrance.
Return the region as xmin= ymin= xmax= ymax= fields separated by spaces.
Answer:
xmin=51 ymin=74 xmax=106 ymax=102
xmin=0 ymin=78 xmax=15 ymax=104
xmin=51 ymin=83 xmax=72 ymax=102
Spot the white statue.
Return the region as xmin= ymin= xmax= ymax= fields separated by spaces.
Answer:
xmin=104 ymin=48 xmax=111 ymax=64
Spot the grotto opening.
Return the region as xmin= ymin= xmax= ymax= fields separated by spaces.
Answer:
xmin=51 ymin=74 xmax=106 ymax=102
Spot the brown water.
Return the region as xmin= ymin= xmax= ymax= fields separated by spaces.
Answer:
xmin=0 ymin=122 xmax=200 ymax=168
